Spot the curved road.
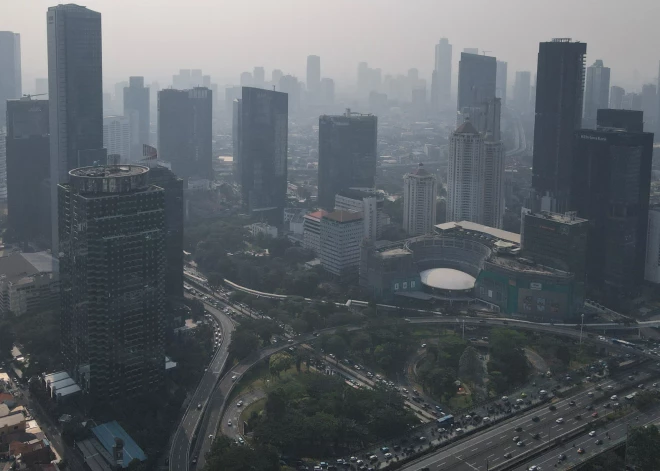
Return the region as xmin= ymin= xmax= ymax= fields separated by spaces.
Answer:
xmin=169 ymin=301 xmax=234 ymax=471
xmin=221 ymin=390 xmax=266 ymax=439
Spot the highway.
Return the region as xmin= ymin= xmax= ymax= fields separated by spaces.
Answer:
xmin=169 ymin=301 xmax=235 ymax=471
xmin=401 ymin=373 xmax=655 ymax=471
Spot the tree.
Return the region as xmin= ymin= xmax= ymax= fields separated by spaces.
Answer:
xmin=627 ymin=424 xmax=660 ymax=471
xmin=269 ymin=353 xmax=293 ymax=378
xmin=204 ymin=435 xmax=280 ymax=471
xmin=228 ymin=330 xmax=260 ymax=361
xmin=324 ymin=335 xmax=348 ymax=359
xmin=458 ymin=346 xmax=484 ymax=384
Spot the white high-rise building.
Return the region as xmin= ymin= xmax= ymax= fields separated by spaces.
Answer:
xmin=103 ymin=116 xmax=132 ymax=163
xmin=302 ymin=210 xmax=327 ymax=255
xmin=320 ymin=210 xmax=364 ymax=276
xmin=403 ymin=164 xmax=437 ymax=236
xmin=645 ymin=207 xmax=660 ymax=284
xmin=447 ymin=119 xmax=505 ymax=228
xmin=583 ymin=60 xmax=611 ymax=129
xmin=447 ymin=120 xmax=483 ymax=223
xmin=335 ymin=189 xmax=389 ymax=241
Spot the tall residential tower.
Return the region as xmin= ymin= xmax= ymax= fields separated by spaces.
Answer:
xmin=0 ymin=32 xmax=21 ymax=129
xmin=403 ymin=164 xmax=437 ymax=236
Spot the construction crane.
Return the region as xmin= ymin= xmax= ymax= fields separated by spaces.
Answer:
xmin=22 ymin=93 xmax=47 ymax=99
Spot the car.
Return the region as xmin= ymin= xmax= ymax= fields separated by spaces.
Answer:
xmin=521 ymin=392 xmax=527 ymax=398
xmin=528 ymin=466 xmax=540 ymax=471
xmin=502 ymin=396 xmax=509 ymax=402
xmin=595 ymin=439 xmax=603 ymax=445
xmin=577 ymin=448 xmax=585 ymax=454
xmin=549 ymin=405 xmax=557 ymax=411
xmin=556 ymin=418 xmax=564 ymax=424
xmin=592 ymin=412 xmax=599 ymax=418
xmin=349 ymin=457 xmax=357 ymax=463
xmin=639 ymin=384 xmax=645 ymax=389
xmin=504 ymin=453 xmax=512 ymax=459
xmin=191 ymin=457 xmax=197 ymax=464
xmin=368 ymin=455 xmax=378 ymax=462
xmin=588 ymin=392 xmax=594 ymax=397
xmin=197 ymin=403 xmax=202 ymax=409
xmin=421 ymin=343 xmax=427 ymax=348
xmin=228 ymin=420 xmax=232 ymax=426
xmin=208 ymin=434 xmax=214 ymax=440
xmin=517 ymin=441 xmax=525 ymax=447
xmin=456 ymin=428 xmax=465 ymax=434
xmin=604 ymin=402 xmax=611 ymax=408
xmin=380 ymin=447 xmax=390 ymax=453
xmin=231 ymin=375 xmax=238 ymax=382
xmin=418 ymin=436 xmax=426 ymax=441
xmin=237 ymin=400 xmax=244 ymax=407
xmin=611 ymin=395 xmax=618 ymax=401
xmin=384 ymin=453 xmax=393 ymax=460
xmin=575 ymin=414 xmax=582 ymax=420
xmin=569 ymin=400 xmax=576 ymax=406
xmin=532 ymin=416 xmax=540 ymax=422
xmin=516 ymin=398 xmax=524 ymax=404
xmin=533 ymin=433 xmax=541 ymax=440
xmin=589 ymin=430 xmax=596 ymax=437
xmin=515 ymin=426 xmax=523 ymax=432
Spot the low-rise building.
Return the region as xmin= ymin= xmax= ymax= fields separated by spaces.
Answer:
xmin=0 ymin=252 xmax=59 ymax=317
xmin=0 ymin=413 xmax=26 ymax=444
xmin=320 ymin=210 xmax=364 ymax=276
xmin=302 ymin=210 xmax=327 ymax=255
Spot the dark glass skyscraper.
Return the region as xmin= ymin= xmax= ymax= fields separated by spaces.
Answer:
xmin=572 ymin=119 xmax=653 ymax=299
xmin=158 ymin=87 xmax=213 ymax=179
xmin=582 ymin=60 xmax=610 ymax=129
xmin=0 ymin=31 xmax=21 ymax=129
xmin=6 ymin=98 xmax=50 ymax=246
xmin=59 ymin=165 xmax=166 ymax=403
xmin=238 ymin=87 xmax=288 ymax=225
xmin=531 ymin=39 xmax=586 ymax=213
xmin=318 ymin=110 xmax=378 ymax=210
xmin=124 ymin=76 xmax=150 ymax=160
xmin=433 ymin=38 xmax=452 ymax=109
xmin=457 ymin=52 xmax=496 ymax=127
xmin=47 ymin=4 xmax=107 ymax=251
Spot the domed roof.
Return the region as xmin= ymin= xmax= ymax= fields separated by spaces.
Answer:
xmin=411 ymin=163 xmax=430 ymax=176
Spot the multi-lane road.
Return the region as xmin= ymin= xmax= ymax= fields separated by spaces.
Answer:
xmin=169 ymin=301 xmax=235 ymax=471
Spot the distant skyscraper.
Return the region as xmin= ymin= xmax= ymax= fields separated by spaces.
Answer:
xmin=6 ymin=98 xmax=50 ymax=245
xmin=124 ymin=76 xmax=150 ymax=160
xmin=240 ymin=71 xmax=253 ymax=87
xmin=512 ymin=71 xmax=531 ymax=112
xmin=318 ymin=110 xmax=378 ymax=210
xmin=253 ymin=67 xmax=265 ymax=88
xmin=531 ymin=39 xmax=587 ymax=213
xmin=320 ymin=78 xmax=335 ymax=105
xmin=641 ymin=83 xmax=657 ymax=133
xmin=0 ymin=131 xmax=5 ymax=203
xmin=433 ymin=38 xmax=452 ymax=109
xmin=172 ymin=69 xmax=191 ymax=89
xmin=457 ymin=52 xmax=497 ymax=129
xmin=0 ymin=32 xmax=22 ymax=129
xmin=232 ymin=98 xmax=242 ymax=182
xmin=403 ymin=164 xmax=437 ymax=236
xmin=238 ymin=87 xmax=288 ymax=225
xmin=47 ymin=4 xmax=107 ymax=252
xmin=609 ymin=85 xmax=625 ymax=109
xmin=271 ymin=69 xmax=283 ymax=86
xmin=103 ymin=116 xmax=132 ymax=163
xmin=59 ymin=165 xmax=166 ymax=403
xmin=496 ymin=61 xmax=508 ymax=105
xmin=572 ymin=113 xmax=653 ymax=297
xmin=278 ymin=75 xmax=301 ymax=114
xmin=307 ymin=55 xmax=321 ymax=98
xmin=158 ymin=87 xmax=212 ymax=179
xmin=481 ymin=138 xmax=505 ymax=229
xmin=191 ymin=69 xmax=202 ymax=86
xmin=583 ymin=60 xmax=611 ymax=129
xmin=447 ymin=120 xmax=483 ymax=223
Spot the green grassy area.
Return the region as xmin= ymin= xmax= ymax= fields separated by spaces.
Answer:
xmin=240 ymin=397 xmax=266 ymax=430
xmin=448 ymin=394 xmax=473 ymax=411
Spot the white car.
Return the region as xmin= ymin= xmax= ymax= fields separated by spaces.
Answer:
xmin=228 ymin=420 xmax=232 ymax=426
xmin=237 ymin=400 xmax=243 ymax=407
xmin=556 ymin=418 xmax=564 ymax=424
xmin=589 ymin=430 xmax=596 ymax=437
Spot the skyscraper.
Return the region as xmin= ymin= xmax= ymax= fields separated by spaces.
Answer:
xmin=59 ymin=165 xmax=166 ymax=403
xmin=102 ymin=116 xmax=132 ymax=163
xmin=457 ymin=52 xmax=497 ymax=129
xmin=496 ymin=60 xmax=508 ymax=105
xmin=124 ymin=76 xmax=150 ymax=160
xmin=320 ymin=78 xmax=335 ymax=105
xmin=6 ymin=98 xmax=50 ymax=246
xmin=572 ymin=111 xmax=653 ymax=298
xmin=318 ymin=110 xmax=378 ymax=210
xmin=609 ymin=85 xmax=625 ymax=109
xmin=433 ymin=38 xmax=452 ymax=109
xmin=47 ymin=4 xmax=107 ymax=252
xmin=447 ymin=120 xmax=483 ymax=223
xmin=531 ymin=39 xmax=587 ymax=213
xmin=482 ymin=138 xmax=505 ymax=229
xmin=307 ymin=55 xmax=321 ymax=98
xmin=641 ymin=83 xmax=657 ymax=133
xmin=0 ymin=31 xmax=22 ymax=129
xmin=232 ymin=98 xmax=242 ymax=182
xmin=158 ymin=87 xmax=213 ymax=179
xmin=403 ymin=164 xmax=437 ymax=236
xmin=582 ymin=60 xmax=610 ymax=129
xmin=512 ymin=71 xmax=531 ymax=112
xmin=253 ymin=67 xmax=265 ymax=88
xmin=278 ymin=75 xmax=301 ymax=114
xmin=238 ymin=87 xmax=288 ymax=225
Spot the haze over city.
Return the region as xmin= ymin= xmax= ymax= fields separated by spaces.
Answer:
xmin=3 ymin=0 xmax=660 ymax=89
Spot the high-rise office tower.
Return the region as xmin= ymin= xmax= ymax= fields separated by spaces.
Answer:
xmin=271 ymin=69 xmax=283 ymax=86
xmin=481 ymin=138 xmax=505 ymax=229
xmin=447 ymin=120 xmax=483 ymax=223
xmin=190 ymin=69 xmax=202 ymax=86
xmin=278 ymin=75 xmax=301 ymax=114
xmin=457 ymin=52 xmax=497 ymax=129
xmin=6 ymin=98 xmax=51 ymax=246
xmin=47 ymin=4 xmax=107 ymax=252
xmin=610 ymin=85 xmax=625 ymax=109
xmin=582 ymin=60 xmax=610 ymax=129
xmin=641 ymin=83 xmax=657 ymax=133
xmin=59 ymin=165 xmax=166 ymax=403
xmin=596 ymin=109 xmax=643 ymax=133
xmin=433 ymin=38 xmax=452 ymax=109
xmin=320 ymin=78 xmax=335 ymax=105
xmin=253 ymin=67 xmax=265 ymax=88
xmin=357 ymin=62 xmax=370 ymax=98
xmin=512 ymin=71 xmax=531 ymax=113
xmin=238 ymin=87 xmax=288 ymax=226
xmin=307 ymin=55 xmax=321 ymax=97
xmin=531 ymin=39 xmax=586 ymax=213
xmin=0 ymin=32 xmax=22 ymax=130
xmin=240 ymin=71 xmax=253 ymax=87
xmin=172 ymin=69 xmax=191 ymax=89
xmin=646 ymin=206 xmax=660 ymax=283
xmin=158 ymin=87 xmax=213 ymax=179
xmin=202 ymin=75 xmax=211 ymax=88
xmin=103 ymin=116 xmax=132 ymax=163
xmin=572 ymin=110 xmax=653 ymax=297
xmin=144 ymin=161 xmax=184 ymax=298
xmin=403 ymin=164 xmax=437 ymax=236
xmin=232 ymin=98 xmax=242 ymax=182
xmin=318 ymin=110 xmax=378 ymax=210
xmin=123 ymin=76 xmax=150 ymax=160
xmin=496 ymin=61 xmax=508 ymax=105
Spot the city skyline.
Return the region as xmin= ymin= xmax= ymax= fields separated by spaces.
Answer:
xmin=3 ymin=0 xmax=660 ymax=92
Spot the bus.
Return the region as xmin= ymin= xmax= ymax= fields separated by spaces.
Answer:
xmin=436 ymin=414 xmax=454 ymax=429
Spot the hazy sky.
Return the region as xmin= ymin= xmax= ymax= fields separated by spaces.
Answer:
xmin=3 ymin=0 xmax=660 ymax=92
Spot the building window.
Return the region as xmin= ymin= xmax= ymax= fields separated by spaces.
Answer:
xmin=411 ymin=281 xmax=416 ymax=288
xmin=394 ymin=283 xmax=399 ymax=290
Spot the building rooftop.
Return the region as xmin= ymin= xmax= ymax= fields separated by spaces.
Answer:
xmin=0 ymin=412 xmax=24 ymax=428
xmin=407 ymin=163 xmax=432 ymax=177
xmin=526 ymin=210 xmax=587 ymax=226
xmin=435 ymin=221 xmax=520 ymax=244
xmin=420 ymin=268 xmax=476 ymax=291
xmin=0 ymin=252 xmax=57 ymax=284
xmin=305 ymin=209 xmax=328 ymax=220
xmin=380 ymin=248 xmax=412 ymax=259
xmin=69 ymin=165 xmax=149 ymax=179
xmin=323 ymin=210 xmax=363 ymax=223
xmin=92 ymin=421 xmax=147 ymax=467
xmin=454 ymin=120 xmax=479 ymax=134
